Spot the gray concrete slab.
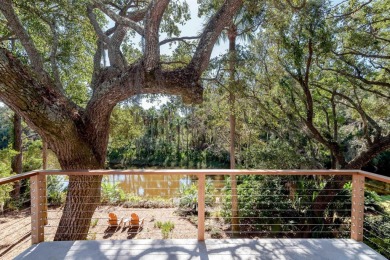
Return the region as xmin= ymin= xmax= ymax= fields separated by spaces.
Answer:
xmin=14 ymin=239 xmax=386 ymax=260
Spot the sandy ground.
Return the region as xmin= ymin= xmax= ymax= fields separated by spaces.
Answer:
xmin=45 ymin=206 xmax=199 ymax=240
xmin=0 ymin=208 xmax=32 ymax=259
xmin=0 ymin=206 xmax=225 ymax=259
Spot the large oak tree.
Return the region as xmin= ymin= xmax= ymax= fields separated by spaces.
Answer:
xmin=0 ymin=0 xmax=243 ymax=240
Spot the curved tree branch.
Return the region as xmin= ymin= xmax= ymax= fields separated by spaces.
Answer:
xmin=0 ymin=0 xmax=46 ymax=81
xmin=336 ymin=49 xmax=390 ymax=60
xmin=292 ymin=40 xmax=346 ymax=166
xmin=188 ymin=0 xmax=243 ymax=74
xmin=108 ymin=24 xmax=129 ymax=70
xmin=93 ymin=1 xmax=144 ymax=36
xmin=49 ymin=21 xmax=63 ymax=90
xmin=326 ymin=52 xmax=390 ymax=88
xmin=87 ymin=5 xmax=110 ymax=43
xmin=159 ymin=36 xmax=201 ymax=46
xmin=346 ymin=134 xmax=390 ymax=169
xmin=315 ymin=83 xmax=382 ymax=144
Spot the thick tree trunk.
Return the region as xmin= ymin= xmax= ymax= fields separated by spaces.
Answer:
xmin=0 ymin=50 xmax=110 ymax=240
xmin=52 ymin=136 xmax=107 ymax=241
xmin=54 ymin=175 xmax=103 ymax=241
xmin=50 ymin=113 xmax=110 ymax=241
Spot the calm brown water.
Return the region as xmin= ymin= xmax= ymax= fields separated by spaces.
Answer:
xmin=108 ymin=174 xmax=191 ymax=198
xmin=107 ymin=174 xmax=225 ymax=198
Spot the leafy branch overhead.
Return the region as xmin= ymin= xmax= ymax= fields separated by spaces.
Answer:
xmin=0 ymin=0 xmax=243 ymax=166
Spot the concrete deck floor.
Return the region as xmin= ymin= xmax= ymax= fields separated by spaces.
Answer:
xmin=15 ymin=239 xmax=386 ymax=260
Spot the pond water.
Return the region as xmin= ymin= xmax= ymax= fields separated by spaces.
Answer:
xmin=107 ymin=174 xmax=226 ymax=198
xmin=53 ymin=173 xmax=226 ymax=199
xmin=108 ymin=174 xmax=191 ymax=198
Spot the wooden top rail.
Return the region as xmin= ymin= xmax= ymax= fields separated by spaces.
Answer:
xmin=39 ymin=169 xmax=359 ymax=176
xmin=1 ymin=169 xmax=388 ymax=185
xmin=358 ymin=170 xmax=390 ymax=183
xmin=0 ymin=171 xmax=38 ymax=185
xmin=37 ymin=169 xmax=390 ymax=183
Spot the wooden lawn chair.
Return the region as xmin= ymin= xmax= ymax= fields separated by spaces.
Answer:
xmin=129 ymin=213 xmax=144 ymax=231
xmin=107 ymin=212 xmax=123 ymax=227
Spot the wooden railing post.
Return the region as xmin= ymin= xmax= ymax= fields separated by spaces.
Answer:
xmin=31 ymin=173 xmax=45 ymax=244
xmin=197 ymin=173 xmax=206 ymax=241
xmin=351 ymin=174 xmax=365 ymax=241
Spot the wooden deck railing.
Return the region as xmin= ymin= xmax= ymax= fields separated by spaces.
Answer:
xmin=0 ymin=169 xmax=389 ymax=246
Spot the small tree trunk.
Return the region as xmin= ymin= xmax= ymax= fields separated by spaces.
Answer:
xmin=42 ymin=140 xmax=48 ymax=225
xmin=330 ymin=151 xmax=337 ymax=169
xmin=228 ymin=23 xmax=239 ymax=235
xmin=42 ymin=141 xmax=48 ymax=170
xmin=230 ymin=93 xmax=239 ymax=235
xmin=177 ymin=123 xmax=181 ymax=164
xmin=11 ymin=113 xmax=22 ymax=199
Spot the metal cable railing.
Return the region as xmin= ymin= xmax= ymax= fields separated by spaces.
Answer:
xmin=0 ymin=180 xmax=32 ymax=259
xmin=202 ymin=175 xmax=352 ymax=239
xmin=363 ymin=181 xmax=390 ymax=259
xmin=0 ymin=169 xmax=389 ymax=259
xmin=42 ymin=174 xmax=198 ymax=241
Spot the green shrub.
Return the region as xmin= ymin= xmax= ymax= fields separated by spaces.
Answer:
xmin=22 ymin=140 xmax=43 ymax=172
xmin=364 ymin=214 xmax=390 ymax=259
xmin=210 ymin=227 xmax=223 ymax=238
xmin=101 ymin=179 xmax=126 ymax=204
xmin=155 ymin=221 xmax=175 ymax=239
xmin=154 ymin=221 xmax=163 ymax=229
xmin=220 ymin=176 xmax=388 ymax=241
xmin=123 ymin=194 xmax=173 ymax=208
xmin=178 ymin=178 xmax=214 ymax=213
xmin=222 ymin=175 xmax=292 ymax=222
xmin=0 ymin=148 xmax=18 ymax=211
xmin=47 ymin=175 xmax=66 ymax=206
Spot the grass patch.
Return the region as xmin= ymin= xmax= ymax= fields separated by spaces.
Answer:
xmin=154 ymin=221 xmax=175 ymax=239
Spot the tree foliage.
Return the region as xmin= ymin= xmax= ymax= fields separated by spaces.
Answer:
xmin=0 ymin=0 xmax=388 ymax=244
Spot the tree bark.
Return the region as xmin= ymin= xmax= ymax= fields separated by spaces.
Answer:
xmin=55 ymin=175 xmax=103 ymax=241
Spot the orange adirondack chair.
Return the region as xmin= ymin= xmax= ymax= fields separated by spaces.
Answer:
xmin=130 ymin=213 xmax=144 ymax=229
xmin=107 ymin=212 xmax=119 ymax=226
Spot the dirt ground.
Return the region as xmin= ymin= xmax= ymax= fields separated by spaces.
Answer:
xmin=0 ymin=206 xmax=225 ymax=259
xmin=45 ymin=206 xmax=200 ymax=240
xmin=0 ymin=208 xmax=32 ymax=259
